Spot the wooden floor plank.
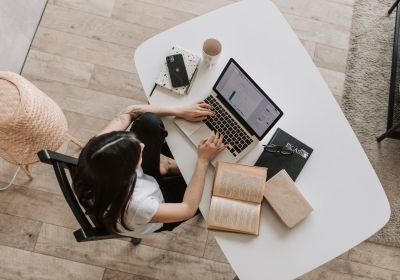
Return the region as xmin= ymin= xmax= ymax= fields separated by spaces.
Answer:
xmin=301 ymin=40 xmax=317 ymax=60
xmin=0 ymin=213 xmax=42 ymax=251
xmin=66 ymin=139 xmax=86 ymax=159
xmin=203 ymin=231 xmax=229 ymax=264
xmin=139 ymin=224 xmax=209 ymax=258
xmin=61 ymin=114 xmax=109 ymax=157
xmin=40 ymin=4 xmax=160 ymax=48
xmin=22 ymin=50 xmax=94 ymax=88
xmin=62 ymin=111 xmax=109 ymax=156
xmin=136 ymin=0 xmax=236 ymax=16
xmin=348 ymin=241 xmax=400 ymax=272
xmin=184 ymin=213 xmax=207 ymax=228
xmin=66 ymin=123 xmax=103 ymax=146
xmin=317 ymin=67 xmax=345 ymax=97
xmin=297 ymin=266 xmax=332 ymax=280
xmin=21 ymin=74 xmax=145 ymax=121
xmin=334 ymin=95 xmax=343 ymax=107
xmin=298 ymin=266 xmax=374 ymax=280
xmin=0 ymin=185 xmax=79 ymax=230
xmin=128 ymin=217 xmax=207 ymax=258
xmin=112 ymin=0 xmax=196 ymax=31
xmin=49 ymin=0 xmax=116 ymax=17
xmin=338 ymin=250 xmax=350 ymax=260
xmin=271 ymin=0 xmax=353 ymax=28
xmin=164 ymin=223 xmax=208 ymax=258
xmin=0 ymin=245 xmax=104 ymax=280
xmin=283 ymin=12 xmax=351 ymax=50
xmin=0 ymin=140 xmax=70 ymax=196
xmin=103 ymin=269 xmax=156 ymax=280
xmin=321 ymin=258 xmax=400 ymax=280
xmin=63 ymin=110 xmax=110 ymax=134
xmin=327 ymin=0 xmax=355 ymax=7
xmin=314 ymin=43 xmax=349 ymax=73
xmin=88 ymin=65 xmax=148 ymax=102
xmin=0 ymin=180 xmax=16 ymax=212
xmin=35 ymin=223 xmax=235 ymax=280
xmin=138 ymin=231 xmax=175 ymax=251
xmin=0 ymin=158 xmax=65 ymax=196
xmin=31 ymin=27 xmax=137 ymax=73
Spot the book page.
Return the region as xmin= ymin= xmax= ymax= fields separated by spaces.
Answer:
xmin=207 ymin=196 xmax=261 ymax=235
xmin=213 ymin=162 xmax=266 ymax=203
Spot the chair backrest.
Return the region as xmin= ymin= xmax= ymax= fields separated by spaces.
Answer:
xmin=37 ymin=149 xmax=125 ymax=242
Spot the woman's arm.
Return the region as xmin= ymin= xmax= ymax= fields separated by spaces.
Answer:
xmin=150 ymin=131 xmax=227 ymax=223
xmin=98 ymin=101 xmax=215 ymax=136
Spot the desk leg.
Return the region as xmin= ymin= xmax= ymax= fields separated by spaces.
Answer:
xmin=389 ymin=0 xmax=400 ymax=14
xmin=377 ymin=122 xmax=400 ymax=142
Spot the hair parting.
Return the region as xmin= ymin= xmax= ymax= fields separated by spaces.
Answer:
xmin=91 ymin=137 xmax=126 ymax=159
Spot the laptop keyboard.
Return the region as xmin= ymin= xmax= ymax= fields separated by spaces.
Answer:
xmin=203 ymin=95 xmax=253 ymax=157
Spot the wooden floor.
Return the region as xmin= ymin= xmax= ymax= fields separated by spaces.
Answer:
xmin=1 ymin=0 xmax=400 ymax=279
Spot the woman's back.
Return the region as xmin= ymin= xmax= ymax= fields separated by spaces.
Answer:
xmin=118 ymin=167 xmax=164 ymax=238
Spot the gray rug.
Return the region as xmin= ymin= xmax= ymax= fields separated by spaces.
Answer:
xmin=343 ymin=0 xmax=400 ymax=247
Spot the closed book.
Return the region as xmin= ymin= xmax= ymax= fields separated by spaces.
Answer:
xmin=155 ymin=46 xmax=201 ymax=95
xmin=263 ymin=169 xmax=313 ymax=228
xmin=255 ymin=128 xmax=313 ymax=181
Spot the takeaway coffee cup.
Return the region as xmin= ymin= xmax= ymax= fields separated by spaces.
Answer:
xmin=202 ymin=38 xmax=222 ymax=69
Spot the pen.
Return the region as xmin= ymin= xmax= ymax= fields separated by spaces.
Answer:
xmin=149 ymin=84 xmax=157 ymax=97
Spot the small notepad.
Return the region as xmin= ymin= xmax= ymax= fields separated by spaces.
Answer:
xmin=263 ymin=169 xmax=313 ymax=228
xmin=155 ymin=46 xmax=201 ymax=95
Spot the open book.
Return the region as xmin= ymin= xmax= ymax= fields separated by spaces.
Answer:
xmin=207 ymin=161 xmax=267 ymax=235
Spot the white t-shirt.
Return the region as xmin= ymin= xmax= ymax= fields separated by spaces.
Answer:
xmin=117 ymin=167 xmax=164 ymax=238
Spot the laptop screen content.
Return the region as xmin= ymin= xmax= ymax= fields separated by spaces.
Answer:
xmin=214 ymin=60 xmax=282 ymax=138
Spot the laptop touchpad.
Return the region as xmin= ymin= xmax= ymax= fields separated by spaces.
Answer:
xmin=191 ymin=125 xmax=210 ymax=145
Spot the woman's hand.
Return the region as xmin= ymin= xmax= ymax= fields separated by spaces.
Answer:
xmin=197 ymin=131 xmax=228 ymax=163
xmin=151 ymin=131 xmax=227 ymax=224
xmin=177 ymin=101 xmax=215 ymax=122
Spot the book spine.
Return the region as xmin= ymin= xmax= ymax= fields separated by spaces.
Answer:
xmin=268 ymin=128 xmax=281 ymax=144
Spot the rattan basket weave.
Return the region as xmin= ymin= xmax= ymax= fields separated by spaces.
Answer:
xmin=0 ymin=71 xmax=82 ymax=179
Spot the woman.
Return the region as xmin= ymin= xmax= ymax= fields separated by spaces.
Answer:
xmin=73 ymin=101 xmax=227 ymax=238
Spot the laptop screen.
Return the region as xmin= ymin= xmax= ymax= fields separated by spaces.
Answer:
xmin=213 ymin=58 xmax=283 ymax=139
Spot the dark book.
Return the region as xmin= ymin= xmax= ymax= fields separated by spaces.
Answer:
xmin=255 ymin=128 xmax=313 ymax=181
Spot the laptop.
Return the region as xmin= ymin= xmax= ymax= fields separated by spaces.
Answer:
xmin=174 ymin=58 xmax=283 ymax=166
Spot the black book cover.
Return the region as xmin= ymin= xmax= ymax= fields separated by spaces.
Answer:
xmin=255 ymin=128 xmax=313 ymax=181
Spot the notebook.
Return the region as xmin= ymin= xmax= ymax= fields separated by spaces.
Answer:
xmin=174 ymin=58 xmax=284 ymax=167
xmin=255 ymin=128 xmax=313 ymax=181
xmin=154 ymin=46 xmax=201 ymax=95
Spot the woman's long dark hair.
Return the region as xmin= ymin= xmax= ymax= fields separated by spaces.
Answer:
xmin=73 ymin=131 xmax=141 ymax=233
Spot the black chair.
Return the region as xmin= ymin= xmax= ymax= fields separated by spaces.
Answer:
xmin=377 ymin=0 xmax=400 ymax=142
xmin=38 ymin=149 xmax=142 ymax=245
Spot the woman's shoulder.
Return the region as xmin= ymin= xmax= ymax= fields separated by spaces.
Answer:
xmin=130 ymin=168 xmax=163 ymax=206
xmin=136 ymin=166 xmax=144 ymax=178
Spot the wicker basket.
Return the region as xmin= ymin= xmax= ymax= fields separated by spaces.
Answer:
xmin=0 ymin=71 xmax=82 ymax=179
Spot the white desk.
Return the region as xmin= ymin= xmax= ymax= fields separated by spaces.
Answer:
xmin=134 ymin=0 xmax=390 ymax=279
